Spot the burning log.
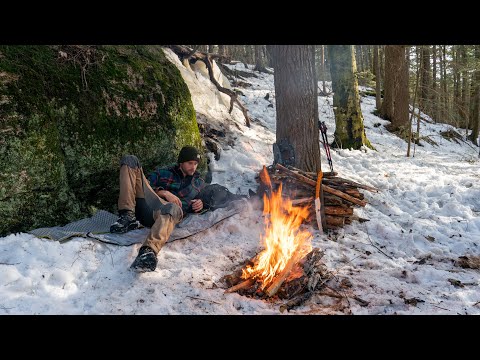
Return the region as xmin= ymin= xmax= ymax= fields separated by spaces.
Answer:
xmin=225 ymin=279 xmax=255 ymax=293
xmin=265 ymin=251 xmax=304 ymax=297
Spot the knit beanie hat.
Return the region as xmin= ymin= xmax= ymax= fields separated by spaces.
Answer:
xmin=178 ymin=146 xmax=200 ymax=163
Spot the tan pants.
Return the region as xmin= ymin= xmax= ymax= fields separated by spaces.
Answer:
xmin=117 ymin=159 xmax=183 ymax=255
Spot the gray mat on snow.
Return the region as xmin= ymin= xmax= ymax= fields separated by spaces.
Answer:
xmin=28 ymin=199 xmax=247 ymax=246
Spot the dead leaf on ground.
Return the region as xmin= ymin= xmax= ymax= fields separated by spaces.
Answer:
xmin=456 ymin=256 xmax=480 ymax=270
xmin=339 ymin=278 xmax=353 ymax=288
xmin=404 ymin=297 xmax=425 ymax=306
xmin=353 ymin=296 xmax=369 ymax=307
xmin=448 ymin=278 xmax=464 ymax=288
xmin=424 ymin=235 xmax=435 ymax=242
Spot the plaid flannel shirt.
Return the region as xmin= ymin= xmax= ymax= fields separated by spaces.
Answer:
xmin=148 ymin=164 xmax=206 ymax=214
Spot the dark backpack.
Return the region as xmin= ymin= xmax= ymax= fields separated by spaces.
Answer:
xmin=196 ymin=184 xmax=246 ymax=211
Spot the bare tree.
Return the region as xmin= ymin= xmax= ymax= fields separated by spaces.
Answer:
xmin=268 ymin=45 xmax=322 ymax=172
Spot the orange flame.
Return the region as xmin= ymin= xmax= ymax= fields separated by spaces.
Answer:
xmin=242 ymin=167 xmax=312 ymax=289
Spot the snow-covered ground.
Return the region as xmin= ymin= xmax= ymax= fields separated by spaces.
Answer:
xmin=1 ymin=49 xmax=479 ymax=315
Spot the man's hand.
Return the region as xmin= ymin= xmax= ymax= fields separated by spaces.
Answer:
xmin=190 ymin=199 xmax=204 ymax=213
xmin=161 ymin=190 xmax=182 ymax=208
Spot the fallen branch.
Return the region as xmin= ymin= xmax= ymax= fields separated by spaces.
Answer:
xmin=428 ymin=303 xmax=452 ymax=312
xmin=364 ymin=223 xmax=393 ymax=259
xmin=279 ymin=292 xmax=313 ymax=313
xmin=186 ymin=296 xmax=222 ymax=305
xmin=225 ymin=278 xmax=255 ymax=293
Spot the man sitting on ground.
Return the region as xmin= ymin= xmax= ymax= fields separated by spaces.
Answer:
xmin=110 ymin=146 xmax=245 ymax=272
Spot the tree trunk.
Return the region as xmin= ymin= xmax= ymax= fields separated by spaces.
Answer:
xmin=468 ymin=45 xmax=480 ymax=144
xmin=374 ymin=45 xmax=382 ymax=110
xmin=431 ymin=45 xmax=437 ymax=121
xmin=460 ymin=45 xmax=469 ymax=128
xmin=442 ymin=45 xmax=448 ymax=123
xmin=321 ymin=45 xmax=327 ymax=94
xmin=390 ymin=46 xmax=409 ymax=130
xmin=364 ymin=45 xmax=370 ymax=72
xmin=269 ymin=45 xmax=322 ymax=172
xmin=420 ymin=46 xmax=431 ymax=116
xmin=439 ymin=45 xmax=444 ymax=123
xmin=453 ymin=45 xmax=461 ymax=126
xmin=356 ymin=46 xmax=364 ymax=72
xmin=245 ymin=45 xmax=254 ymax=65
xmin=380 ymin=45 xmax=385 ymax=89
xmin=218 ymin=45 xmax=225 ymax=56
xmin=254 ymin=45 xmax=268 ymax=72
xmin=229 ymin=45 xmax=240 ymax=60
xmin=380 ymin=45 xmax=396 ymax=120
xmin=328 ymin=45 xmax=372 ymax=150
xmin=369 ymin=45 xmax=374 ymax=74
xmin=266 ymin=46 xmax=274 ymax=68
xmin=469 ymin=73 xmax=475 ymax=129
xmin=407 ymin=48 xmax=421 ymax=157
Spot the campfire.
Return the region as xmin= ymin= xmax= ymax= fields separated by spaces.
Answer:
xmin=221 ymin=163 xmax=377 ymax=312
xmin=242 ymin=169 xmax=313 ymax=294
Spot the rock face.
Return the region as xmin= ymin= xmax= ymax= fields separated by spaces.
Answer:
xmin=0 ymin=45 xmax=204 ymax=235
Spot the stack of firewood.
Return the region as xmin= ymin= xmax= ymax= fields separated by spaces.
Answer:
xmin=256 ymin=163 xmax=379 ymax=230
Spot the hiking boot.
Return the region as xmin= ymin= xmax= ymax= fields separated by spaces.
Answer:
xmin=110 ymin=210 xmax=140 ymax=234
xmin=130 ymin=246 xmax=157 ymax=272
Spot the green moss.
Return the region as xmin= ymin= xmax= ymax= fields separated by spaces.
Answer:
xmin=0 ymin=45 xmax=201 ymax=235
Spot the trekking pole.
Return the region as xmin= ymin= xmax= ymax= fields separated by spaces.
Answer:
xmin=319 ymin=121 xmax=334 ymax=173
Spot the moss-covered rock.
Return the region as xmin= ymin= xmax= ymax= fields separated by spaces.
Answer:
xmin=0 ymin=45 xmax=203 ymax=236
